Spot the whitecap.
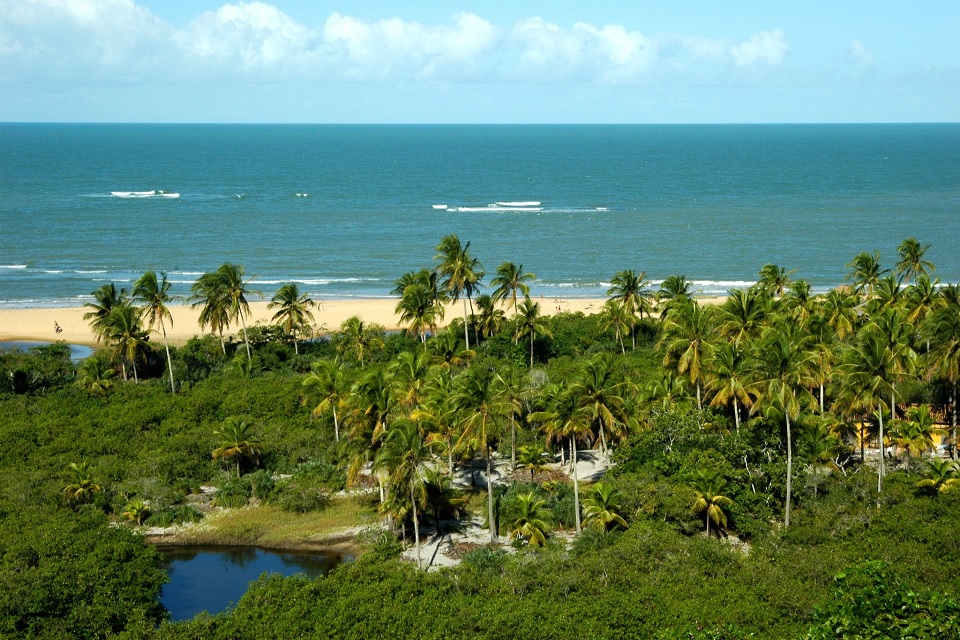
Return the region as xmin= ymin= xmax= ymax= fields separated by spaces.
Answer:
xmin=0 ymin=264 xmax=27 ymax=269
xmin=495 ymin=201 xmax=541 ymax=207
xmin=432 ymin=204 xmax=448 ymax=209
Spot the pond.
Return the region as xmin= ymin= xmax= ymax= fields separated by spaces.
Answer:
xmin=0 ymin=340 xmax=93 ymax=361
xmin=159 ymin=546 xmax=350 ymax=621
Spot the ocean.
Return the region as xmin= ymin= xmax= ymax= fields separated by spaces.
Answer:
xmin=1 ymin=123 xmax=958 ymax=308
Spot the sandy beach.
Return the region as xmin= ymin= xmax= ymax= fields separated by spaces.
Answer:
xmin=0 ymin=297 xmax=610 ymax=348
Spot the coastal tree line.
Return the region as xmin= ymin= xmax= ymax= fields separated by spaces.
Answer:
xmin=2 ymin=235 xmax=960 ymax=637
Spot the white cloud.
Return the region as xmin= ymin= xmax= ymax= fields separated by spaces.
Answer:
xmin=0 ymin=1 xmax=790 ymax=87
xmin=729 ymin=30 xmax=789 ymax=67
xmin=848 ymin=39 xmax=875 ymax=67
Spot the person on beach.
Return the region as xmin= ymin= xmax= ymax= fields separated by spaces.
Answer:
xmin=54 ymin=321 xmax=62 ymax=333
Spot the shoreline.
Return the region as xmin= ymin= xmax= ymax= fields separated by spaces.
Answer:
xmin=0 ymin=297 xmax=613 ymax=348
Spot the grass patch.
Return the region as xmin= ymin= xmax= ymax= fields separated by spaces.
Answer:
xmin=176 ymin=496 xmax=376 ymax=549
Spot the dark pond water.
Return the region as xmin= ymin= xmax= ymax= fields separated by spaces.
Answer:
xmin=159 ymin=546 xmax=349 ymax=621
xmin=0 ymin=340 xmax=93 ymax=361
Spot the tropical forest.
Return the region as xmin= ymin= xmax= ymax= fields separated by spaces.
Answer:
xmin=1 ymin=235 xmax=959 ymax=639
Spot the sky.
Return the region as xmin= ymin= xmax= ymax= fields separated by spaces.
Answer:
xmin=0 ymin=0 xmax=957 ymax=123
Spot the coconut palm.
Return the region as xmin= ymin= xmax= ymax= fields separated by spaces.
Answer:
xmin=924 ymin=300 xmax=960 ymax=459
xmin=418 ymin=367 xmax=460 ymax=475
xmin=705 ymin=341 xmax=753 ymax=431
xmin=516 ymin=443 xmax=550 ymax=482
xmin=190 ymin=271 xmax=231 ymax=353
xmin=75 ymin=357 xmax=117 ymax=396
xmin=514 ymin=296 xmax=552 ymax=368
xmin=569 ymin=352 xmax=627 ymax=457
xmin=896 ymin=237 xmax=934 ymax=283
xmin=784 ymin=279 xmax=815 ymax=321
xmin=373 ymin=418 xmax=438 ymax=567
xmin=336 ymin=316 xmax=385 ymax=366
xmin=216 ymin=263 xmax=261 ymax=361
xmin=750 ymin=326 xmax=817 ymax=528
xmin=607 ymin=269 xmax=652 ymax=348
xmin=389 ymin=349 xmax=432 ymax=413
xmin=83 ymin=283 xmax=129 ymax=344
xmin=435 ymin=234 xmax=484 ymax=350
xmin=717 ymin=287 xmax=770 ymax=345
xmin=641 ymin=370 xmax=694 ymax=413
xmin=302 ymin=359 xmax=348 ymax=442
xmin=106 ymin=303 xmax=150 ymax=382
xmin=657 ymin=275 xmax=692 ymax=318
xmin=133 ymin=270 xmax=179 ymax=392
xmin=212 ymin=416 xmax=263 ymax=478
xmin=64 ymin=461 xmax=102 ymax=504
xmin=490 ymin=262 xmax=536 ymax=311
xmin=427 ymin=330 xmax=474 ymax=369
xmin=455 ymin=366 xmax=509 ymax=543
xmin=758 ymin=263 xmax=795 ymax=299
xmin=691 ymin=469 xmax=733 ymax=536
xmin=268 ymin=283 xmax=316 ymax=354
xmin=835 ymin=332 xmax=897 ymax=494
xmin=822 ymin=288 xmax=859 ymax=341
xmin=582 ymin=482 xmax=628 ymax=531
xmin=846 ymin=250 xmax=888 ymax=301
xmin=867 ymin=307 xmax=916 ymax=421
xmin=915 ymin=459 xmax=959 ymax=494
xmin=805 ymin=314 xmax=840 ymax=415
xmin=660 ymin=300 xmax=716 ymax=409
xmin=121 ymin=499 xmax=151 ymax=525
xmin=473 ymin=294 xmax=505 ymax=340
xmin=599 ymin=298 xmax=631 ymax=354
xmin=504 ymin=492 xmax=551 ymax=547
xmin=395 ymin=281 xmax=442 ymax=345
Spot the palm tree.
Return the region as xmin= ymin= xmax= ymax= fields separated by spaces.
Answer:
xmin=896 ymin=237 xmax=934 ymax=283
xmin=691 ymin=469 xmax=733 ymax=536
xmin=822 ymin=288 xmax=858 ymax=341
xmin=133 ymin=270 xmax=179 ymax=393
xmin=216 ymin=263 xmax=261 ymax=361
xmin=190 ymin=271 xmax=231 ymax=353
xmin=428 ymin=331 xmax=474 ymax=369
xmin=121 ymin=499 xmax=151 ymax=525
xmin=83 ymin=283 xmax=128 ymax=344
xmin=846 ymin=250 xmax=888 ymax=301
xmin=758 ymin=263 xmax=795 ymax=299
xmin=374 ymin=418 xmax=437 ymax=567
xmin=915 ymin=459 xmax=959 ymax=494
xmin=336 ymin=316 xmax=385 ymax=366
xmin=473 ymin=294 xmax=505 ymax=340
xmin=607 ymin=269 xmax=652 ymax=348
xmin=836 ymin=332 xmax=897 ymax=494
xmin=705 ymin=341 xmax=753 ymax=431
xmin=569 ymin=352 xmax=627 ymax=457
xmin=750 ymin=326 xmax=817 ymax=528
xmin=302 ymin=359 xmax=348 ymax=442
xmin=867 ymin=307 xmax=916 ymax=421
xmin=268 ymin=283 xmax=316 ymax=354
xmin=717 ymin=288 xmax=770 ymax=345
xmin=395 ymin=282 xmax=442 ymax=345
xmin=455 ymin=366 xmax=508 ymax=543
xmin=660 ymin=300 xmax=715 ymax=409
xmin=924 ymin=299 xmax=960 ymax=459
xmin=657 ymin=275 xmax=692 ymax=318
xmin=490 ymin=262 xmax=536 ymax=311
xmin=582 ymin=482 xmax=628 ymax=531
xmin=212 ymin=416 xmax=263 ymax=478
xmin=389 ymin=349 xmax=432 ymax=413
xmin=517 ymin=443 xmax=550 ymax=482
xmin=435 ymin=234 xmax=484 ymax=350
xmin=599 ymin=299 xmax=631 ymax=354
xmin=890 ymin=409 xmax=937 ymax=461
xmin=106 ymin=303 xmax=150 ymax=382
xmin=75 ymin=358 xmax=117 ymax=396
xmin=64 ymin=461 xmax=102 ymax=504
xmin=531 ymin=383 xmax=592 ymax=533
xmin=514 ymin=296 xmax=552 ymax=368
xmin=503 ymin=492 xmax=551 ymax=547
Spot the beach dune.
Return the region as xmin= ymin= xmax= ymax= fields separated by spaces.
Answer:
xmin=0 ymin=297 xmax=608 ymax=348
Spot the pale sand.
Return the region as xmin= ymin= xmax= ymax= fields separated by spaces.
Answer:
xmin=0 ymin=297 xmax=610 ymax=348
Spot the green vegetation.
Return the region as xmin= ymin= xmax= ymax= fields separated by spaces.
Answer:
xmin=1 ymin=235 xmax=959 ymax=638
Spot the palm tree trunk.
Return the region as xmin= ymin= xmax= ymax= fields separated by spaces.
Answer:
xmin=878 ymin=407 xmax=885 ymax=494
xmin=160 ymin=319 xmax=175 ymax=393
xmin=571 ymin=435 xmax=581 ymax=534
xmin=819 ymin=383 xmax=824 ymax=415
xmin=733 ymin=397 xmax=740 ymax=432
xmin=486 ymin=447 xmax=496 ymax=543
xmin=952 ymin=382 xmax=958 ymax=462
xmin=785 ymin=413 xmax=792 ymax=528
xmin=411 ymin=483 xmax=421 ymax=569
xmin=706 ymin=511 xmax=710 ymax=536
xmin=332 ymin=406 xmax=340 ymax=442
xmin=462 ymin=298 xmax=470 ymax=350
xmin=696 ymin=380 xmax=702 ymax=410
xmin=240 ymin=313 xmax=252 ymax=361
xmin=529 ymin=332 xmax=534 ymax=368
xmin=511 ymin=418 xmax=517 ymax=471
xmin=132 ymin=361 xmax=139 ymax=383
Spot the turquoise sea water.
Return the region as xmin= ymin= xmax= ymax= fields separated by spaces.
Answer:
xmin=1 ymin=124 xmax=957 ymax=308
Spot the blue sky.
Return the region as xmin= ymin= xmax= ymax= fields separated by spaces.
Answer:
xmin=1 ymin=0 xmax=957 ymax=123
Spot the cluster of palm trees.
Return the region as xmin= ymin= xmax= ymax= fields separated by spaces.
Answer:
xmin=652 ymin=238 xmax=959 ymax=526
xmin=82 ymin=264 xmax=319 ymax=393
